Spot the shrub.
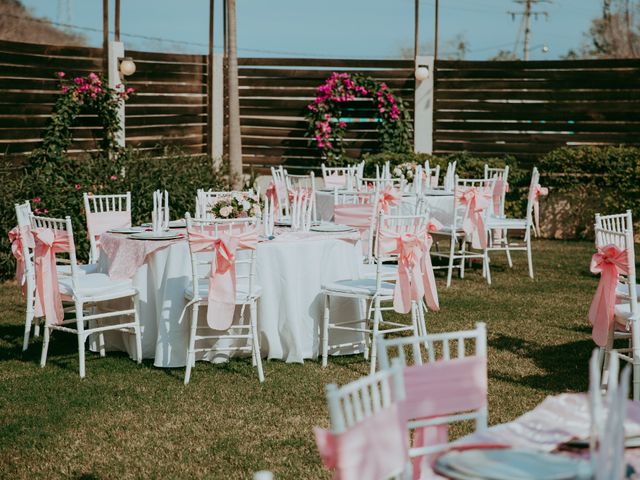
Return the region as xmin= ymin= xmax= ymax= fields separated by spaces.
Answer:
xmin=0 ymin=147 xmax=226 ymax=281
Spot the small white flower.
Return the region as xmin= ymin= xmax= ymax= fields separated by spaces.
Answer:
xmin=393 ymin=167 xmax=401 ymax=176
xmin=219 ymin=206 xmax=232 ymax=217
xmin=241 ymin=200 xmax=251 ymax=211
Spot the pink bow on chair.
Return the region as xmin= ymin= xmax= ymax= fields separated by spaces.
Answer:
xmin=378 ymin=186 xmax=401 ymax=213
xmin=533 ymin=184 xmax=548 ymax=236
xmin=314 ymin=403 xmax=409 ymax=480
xmin=32 ymin=228 xmax=72 ymax=325
xmin=265 ymin=182 xmax=279 ymax=209
xmin=456 ymin=187 xmax=492 ymax=249
xmin=491 ymin=178 xmax=509 ymax=217
xmin=379 ymin=228 xmax=439 ymax=313
xmin=589 ymin=244 xmax=629 ymax=347
xmin=8 ymin=225 xmax=33 ymax=295
xmin=187 ymin=227 xmax=258 ymax=330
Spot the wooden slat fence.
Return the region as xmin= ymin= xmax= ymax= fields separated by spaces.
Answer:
xmin=237 ymin=58 xmax=415 ymax=173
xmin=433 ymin=59 xmax=640 ymax=162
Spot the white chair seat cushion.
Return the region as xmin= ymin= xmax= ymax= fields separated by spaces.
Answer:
xmin=185 ymin=281 xmax=262 ymax=303
xmin=322 ymin=278 xmax=395 ymax=297
xmin=486 ymin=216 xmax=528 ymax=229
xmin=58 ymin=273 xmax=133 ymax=298
xmin=359 ymin=263 xmax=398 ymax=279
xmin=614 ymin=302 xmax=638 ymax=325
xmin=58 ymin=263 xmax=99 ymax=276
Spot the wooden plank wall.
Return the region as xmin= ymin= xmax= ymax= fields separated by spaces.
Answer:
xmin=0 ymin=39 xmax=104 ymax=168
xmin=433 ymin=59 xmax=640 ymax=162
xmin=125 ymin=49 xmax=208 ymax=155
xmin=237 ymin=58 xmax=415 ymax=173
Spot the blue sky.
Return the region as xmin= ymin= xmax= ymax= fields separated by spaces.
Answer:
xmin=21 ymin=0 xmax=602 ymax=59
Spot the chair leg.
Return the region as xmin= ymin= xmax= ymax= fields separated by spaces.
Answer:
xmin=484 ymin=249 xmax=492 ymax=285
xmin=321 ymin=294 xmax=330 ymax=368
xmin=410 ymin=301 xmax=420 ymax=337
xmin=133 ymin=295 xmax=142 ymax=364
xmin=250 ymin=301 xmax=264 ymax=383
xmin=601 ymin=331 xmax=615 ymax=391
xmin=98 ymin=332 xmax=106 ymax=357
xmin=526 ymin=231 xmax=534 ymax=279
xmin=23 ymin=291 xmax=35 ymax=351
xmin=76 ymin=301 xmax=86 ymax=379
xmin=362 ymin=299 xmax=371 ymax=361
xmin=184 ymin=303 xmax=199 ymax=385
xmin=40 ymin=322 xmax=51 ymax=368
xmin=446 ymin=236 xmax=456 ymax=288
xmin=503 ymin=230 xmax=513 ymax=268
xmin=369 ymin=298 xmax=382 ymax=375
xmin=459 ymin=239 xmax=466 ymax=279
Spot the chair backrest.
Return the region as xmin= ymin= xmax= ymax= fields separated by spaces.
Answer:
xmin=334 ymin=190 xmax=380 ymax=263
xmin=83 ymin=192 xmax=131 ymax=263
xmin=484 ymin=164 xmax=510 ymax=217
xmin=184 ymin=213 xmax=258 ymax=302
xmin=377 ymin=322 xmax=488 ymax=458
xmin=326 ymin=360 xmax=406 ymax=433
xmin=285 ymin=171 xmax=317 ymax=220
xmin=321 ymin=163 xmax=358 ymax=190
xmin=589 ymin=349 xmax=630 ymax=480
xmin=289 ymin=188 xmax=315 ymax=232
xmin=270 ymin=166 xmax=290 ymax=218
xmin=595 ymin=210 xmax=637 ymax=315
xmin=450 ymin=177 xmax=495 ymax=231
xmin=14 ymin=202 xmax=34 ymax=278
xmin=443 ymin=161 xmax=457 ymax=191
xmin=15 ymin=201 xmax=31 ymax=227
xmin=30 ymin=214 xmax=79 ymax=280
xmin=424 ymin=160 xmax=440 ymax=189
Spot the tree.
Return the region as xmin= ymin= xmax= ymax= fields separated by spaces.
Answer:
xmin=490 ymin=49 xmax=518 ymax=61
xmin=226 ymin=0 xmax=243 ymax=188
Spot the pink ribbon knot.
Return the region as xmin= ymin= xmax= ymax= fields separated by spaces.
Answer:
xmin=533 ymin=184 xmax=548 ymax=236
xmin=187 ymin=227 xmax=258 ymax=330
xmin=378 ymin=186 xmax=401 ymax=213
xmin=456 ymin=186 xmax=492 ymax=249
xmin=588 ymin=244 xmax=629 ymax=347
xmin=8 ymin=225 xmax=33 ymax=295
xmin=379 ymin=228 xmax=439 ymax=314
xmin=32 ymin=228 xmax=72 ymax=325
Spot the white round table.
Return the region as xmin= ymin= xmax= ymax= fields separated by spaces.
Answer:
xmin=95 ymin=230 xmax=363 ymax=367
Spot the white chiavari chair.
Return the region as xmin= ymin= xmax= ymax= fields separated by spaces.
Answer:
xmin=378 ymin=323 xmax=488 ymax=466
xmin=430 ymin=176 xmax=494 ymax=287
xmin=320 ymin=359 xmax=410 ymax=480
xmin=83 ymin=192 xmax=131 ymax=264
xmin=442 ymin=161 xmax=457 ymax=192
xmin=270 ymin=166 xmax=290 ymax=219
xmin=14 ymin=201 xmax=37 ymax=350
xmin=290 ymin=188 xmax=315 ymax=232
xmin=285 ymin=170 xmax=317 ymax=221
xmin=32 ymin=214 xmax=141 ymax=378
xmin=182 ymin=214 xmax=264 ymax=384
xmin=485 ymin=167 xmax=539 ymax=279
xmin=321 ymin=213 xmax=431 ymax=374
xmin=424 ymin=160 xmax=440 ymax=189
xmin=321 ymin=163 xmax=358 ymax=190
xmin=594 ymin=210 xmax=639 ymax=400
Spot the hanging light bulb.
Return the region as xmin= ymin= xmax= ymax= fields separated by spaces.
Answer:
xmin=415 ymin=65 xmax=430 ymax=81
xmin=119 ymin=57 xmax=136 ymax=77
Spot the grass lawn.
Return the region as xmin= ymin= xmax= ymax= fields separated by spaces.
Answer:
xmin=0 ymin=239 xmax=600 ymax=479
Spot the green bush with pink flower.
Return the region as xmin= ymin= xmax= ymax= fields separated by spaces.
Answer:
xmin=305 ymin=72 xmax=413 ymax=164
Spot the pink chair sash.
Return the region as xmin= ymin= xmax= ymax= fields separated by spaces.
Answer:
xmin=187 ymin=227 xmax=258 ymax=330
xmin=334 ymin=204 xmax=375 ymax=232
xmin=86 ymin=210 xmax=131 ymax=241
xmin=325 ymin=174 xmax=347 ymax=188
xmin=8 ymin=225 xmax=33 ymax=295
xmin=378 ymin=228 xmax=439 ymax=313
xmin=533 ymin=184 xmax=548 ymax=236
xmin=32 ymin=228 xmax=72 ymax=325
xmin=589 ymin=244 xmax=629 ymax=347
xmin=265 ymin=182 xmax=279 ymax=209
xmin=491 ymin=178 xmax=509 ymax=216
xmin=401 ymin=356 xmax=488 ymax=479
xmin=314 ymin=403 xmax=409 ymax=480
xmin=456 ymin=186 xmax=492 ymax=249
xmin=378 ymin=186 xmax=401 ymax=213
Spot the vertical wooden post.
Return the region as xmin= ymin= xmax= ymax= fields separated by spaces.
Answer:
xmin=434 ymin=0 xmax=439 ymax=61
xmin=223 ymin=0 xmax=228 ymax=57
xmin=414 ymin=0 xmax=419 ymax=59
xmin=207 ymin=0 xmax=215 ymax=161
xmin=103 ymin=0 xmax=109 ymax=70
xmin=115 ymin=0 xmax=121 ymax=42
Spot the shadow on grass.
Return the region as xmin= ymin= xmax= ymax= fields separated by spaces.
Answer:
xmin=489 ymin=333 xmax=593 ymax=393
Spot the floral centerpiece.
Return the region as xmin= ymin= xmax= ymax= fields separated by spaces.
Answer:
xmin=392 ymin=162 xmax=420 ymax=181
xmin=207 ymin=192 xmax=260 ymax=219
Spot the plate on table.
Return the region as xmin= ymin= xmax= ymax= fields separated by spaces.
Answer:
xmin=310 ymin=223 xmax=356 ymax=233
xmin=129 ymin=231 xmax=182 ymax=241
xmin=108 ymin=227 xmax=144 ymax=234
xmin=562 ymin=435 xmax=640 ymax=449
xmin=168 ymin=219 xmax=186 ymax=228
xmin=434 ymin=448 xmax=590 ymax=480
xmin=274 ymin=220 xmax=291 ymax=227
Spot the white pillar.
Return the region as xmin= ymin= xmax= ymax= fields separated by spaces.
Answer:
xmin=108 ymin=41 xmax=125 ymax=148
xmin=212 ymin=53 xmax=224 ymax=166
xmin=414 ymin=55 xmax=435 ymax=154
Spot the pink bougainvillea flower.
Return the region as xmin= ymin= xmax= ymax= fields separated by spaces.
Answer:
xmin=125 ymin=87 xmax=135 ymax=94
xmin=62 ymin=86 xmax=69 ymax=93
xmin=74 ymin=184 xmax=81 ymax=190
xmin=110 ymin=175 xmax=118 ymax=181
xmin=33 ymin=197 xmax=41 ymax=203
xmin=88 ymin=72 xmax=99 ymax=83
xmin=338 ymin=121 xmax=347 ymax=128
xmin=34 ymin=208 xmax=41 ymax=214
xmin=56 ymin=71 xmax=65 ymax=78
xmin=43 ymin=209 xmax=49 ymax=214
xmin=73 ymin=77 xmax=84 ymax=85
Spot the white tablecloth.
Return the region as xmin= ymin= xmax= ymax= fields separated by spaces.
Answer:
xmin=96 ymin=231 xmax=363 ymax=367
xmin=316 ymin=191 xmax=455 ymax=225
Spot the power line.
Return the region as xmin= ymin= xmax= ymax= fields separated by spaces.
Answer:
xmin=507 ymin=0 xmax=552 ymax=60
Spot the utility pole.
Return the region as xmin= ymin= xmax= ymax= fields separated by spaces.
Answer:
xmin=508 ymin=0 xmax=551 ymax=60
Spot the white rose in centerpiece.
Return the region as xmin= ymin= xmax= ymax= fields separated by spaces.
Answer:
xmin=219 ymin=206 xmax=232 ymax=218
xmin=241 ymin=200 xmax=251 ymax=211
xmin=393 ymin=167 xmax=401 ymax=177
